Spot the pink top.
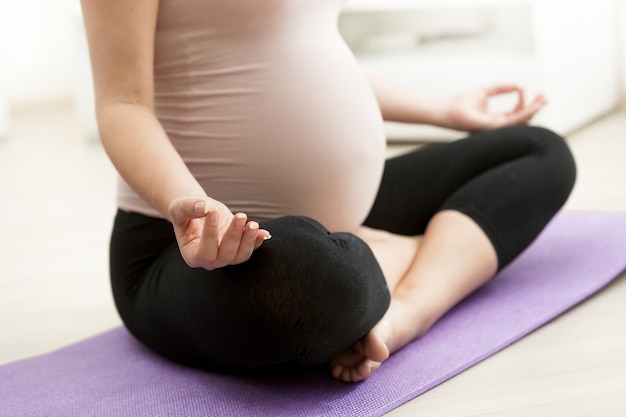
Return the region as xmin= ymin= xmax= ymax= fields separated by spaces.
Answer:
xmin=117 ymin=0 xmax=386 ymax=232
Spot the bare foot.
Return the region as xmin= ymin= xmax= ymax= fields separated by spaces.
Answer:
xmin=330 ymin=320 xmax=392 ymax=382
xmin=330 ymin=298 xmax=433 ymax=382
xmin=332 ymin=211 xmax=498 ymax=382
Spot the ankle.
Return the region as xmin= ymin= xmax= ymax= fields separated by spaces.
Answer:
xmin=383 ymin=297 xmax=434 ymax=353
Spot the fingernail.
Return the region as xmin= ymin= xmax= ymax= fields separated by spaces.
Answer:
xmin=204 ymin=204 xmax=216 ymax=215
xmin=208 ymin=211 xmax=218 ymax=225
xmin=263 ymin=234 xmax=272 ymax=241
xmin=235 ymin=213 xmax=247 ymax=229
xmin=193 ymin=202 xmax=206 ymax=215
xmin=194 ymin=201 xmax=216 ymax=215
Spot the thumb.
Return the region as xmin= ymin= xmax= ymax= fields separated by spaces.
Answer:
xmin=168 ymin=197 xmax=216 ymax=225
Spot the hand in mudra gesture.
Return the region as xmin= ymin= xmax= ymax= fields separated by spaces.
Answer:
xmin=168 ymin=197 xmax=271 ymax=270
xmin=447 ymin=84 xmax=547 ymax=132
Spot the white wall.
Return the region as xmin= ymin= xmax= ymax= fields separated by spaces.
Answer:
xmin=0 ymin=84 xmax=7 ymax=138
xmin=342 ymin=0 xmax=622 ymax=139
xmin=530 ymin=0 xmax=619 ymax=132
xmin=618 ymin=0 xmax=626 ymax=107
xmin=1 ymin=0 xmax=626 ymax=138
xmin=0 ymin=0 xmax=81 ymax=106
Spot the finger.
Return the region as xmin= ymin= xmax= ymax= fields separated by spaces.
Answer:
xmin=504 ymin=95 xmax=547 ymax=125
xmin=484 ymin=84 xmax=523 ymax=97
xmin=197 ymin=207 xmax=221 ymax=265
xmin=215 ymin=212 xmax=248 ymax=263
xmin=168 ymin=197 xmax=215 ymax=227
xmin=483 ymin=85 xmax=525 ymax=116
xmin=254 ymin=229 xmax=272 ymax=250
xmin=232 ymin=221 xmax=260 ymax=264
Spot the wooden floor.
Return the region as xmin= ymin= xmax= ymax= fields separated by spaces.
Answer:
xmin=1 ymin=102 xmax=625 ymax=415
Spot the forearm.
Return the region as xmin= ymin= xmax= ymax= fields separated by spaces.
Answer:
xmin=97 ymin=102 xmax=208 ymax=218
xmin=367 ymin=76 xmax=451 ymax=128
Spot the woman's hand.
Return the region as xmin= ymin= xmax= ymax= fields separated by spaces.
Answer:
xmin=446 ymin=85 xmax=547 ymax=132
xmin=168 ymin=197 xmax=271 ymax=270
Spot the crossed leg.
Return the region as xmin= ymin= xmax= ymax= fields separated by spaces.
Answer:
xmin=330 ymin=126 xmax=576 ymax=382
xmin=331 ymin=210 xmax=497 ymax=382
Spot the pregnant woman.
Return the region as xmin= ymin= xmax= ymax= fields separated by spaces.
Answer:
xmin=80 ymin=0 xmax=576 ymax=382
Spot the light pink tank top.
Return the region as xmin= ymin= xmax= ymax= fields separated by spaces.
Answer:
xmin=117 ymin=0 xmax=386 ymax=232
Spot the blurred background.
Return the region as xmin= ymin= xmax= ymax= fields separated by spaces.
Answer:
xmin=0 ymin=0 xmax=83 ymax=131
xmin=1 ymin=0 xmax=626 ymax=139
xmin=0 ymin=0 xmax=626 ymax=139
xmin=1 ymin=1 xmax=626 ymax=414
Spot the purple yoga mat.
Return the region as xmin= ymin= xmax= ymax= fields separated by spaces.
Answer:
xmin=1 ymin=211 xmax=625 ymax=417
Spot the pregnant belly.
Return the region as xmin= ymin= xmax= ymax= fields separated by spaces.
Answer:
xmin=163 ymin=13 xmax=386 ymax=232
xmin=233 ymin=45 xmax=385 ymax=230
xmin=191 ymin=77 xmax=386 ymax=231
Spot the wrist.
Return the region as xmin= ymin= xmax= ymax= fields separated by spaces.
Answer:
xmin=427 ymin=98 xmax=454 ymax=129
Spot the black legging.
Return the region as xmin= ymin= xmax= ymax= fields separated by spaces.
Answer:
xmin=365 ymin=125 xmax=576 ymax=268
xmin=110 ymin=125 xmax=576 ymax=371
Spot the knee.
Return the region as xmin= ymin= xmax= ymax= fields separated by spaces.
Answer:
xmin=512 ymin=125 xmax=565 ymax=149
xmin=527 ymin=127 xmax=578 ymax=204
xmin=214 ymin=216 xmax=390 ymax=368
xmin=522 ymin=125 xmax=577 ymax=192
